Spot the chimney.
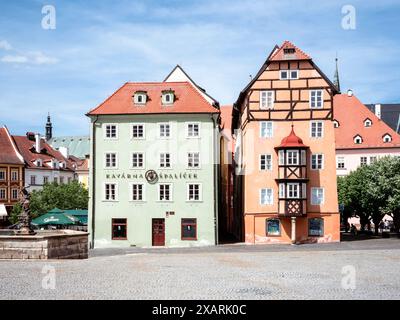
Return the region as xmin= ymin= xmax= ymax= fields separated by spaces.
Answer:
xmin=374 ymin=104 xmax=381 ymax=119
xmin=59 ymin=146 xmax=69 ymax=158
xmin=347 ymin=89 xmax=353 ymax=97
xmin=34 ymin=133 xmax=41 ymax=153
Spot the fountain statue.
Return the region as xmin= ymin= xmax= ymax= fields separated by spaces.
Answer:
xmin=16 ymin=188 xmax=36 ymax=235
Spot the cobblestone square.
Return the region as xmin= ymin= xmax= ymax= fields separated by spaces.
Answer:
xmin=1 ymin=238 xmax=399 ymax=300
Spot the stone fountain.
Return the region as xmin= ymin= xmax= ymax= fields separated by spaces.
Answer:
xmin=0 ymin=188 xmax=89 ymax=259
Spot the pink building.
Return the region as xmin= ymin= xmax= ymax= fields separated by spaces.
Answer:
xmin=334 ymin=92 xmax=400 ymax=176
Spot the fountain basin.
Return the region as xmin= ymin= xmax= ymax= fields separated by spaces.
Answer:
xmin=0 ymin=230 xmax=89 ymax=259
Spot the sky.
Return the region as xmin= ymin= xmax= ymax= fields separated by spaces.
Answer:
xmin=0 ymin=0 xmax=399 ymax=136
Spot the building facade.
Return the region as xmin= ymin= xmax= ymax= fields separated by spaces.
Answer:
xmin=13 ymin=132 xmax=75 ymax=191
xmin=334 ymin=92 xmax=400 ymax=176
xmin=87 ymin=78 xmax=220 ymax=248
xmin=232 ymin=41 xmax=340 ymax=244
xmin=0 ymin=126 xmax=24 ymax=224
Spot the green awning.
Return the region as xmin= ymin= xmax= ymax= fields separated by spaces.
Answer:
xmin=32 ymin=212 xmax=79 ymax=226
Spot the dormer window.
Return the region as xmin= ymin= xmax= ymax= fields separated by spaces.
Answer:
xmin=383 ymin=134 xmax=392 ymax=143
xmin=59 ymin=161 xmax=66 ymax=169
xmin=354 ymin=135 xmax=363 ymax=144
xmin=35 ymin=159 xmax=42 ymax=167
xmin=133 ymin=91 xmax=147 ymax=105
xmin=283 ymin=48 xmax=295 ymax=55
xmin=52 ymin=159 xmax=59 ymax=169
xmin=333 ymin=120 xmax=340 ymax=128
xmin=162 ymin=91 xmax=175 ymax=105
xmin=364 ymin=118 xmax=372 ymax=127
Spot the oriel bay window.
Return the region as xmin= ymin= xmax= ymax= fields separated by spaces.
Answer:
xmin=112 ymin=218 xmax=127 ymax=240
xmin=181 ymin=218 xmax=197 ymax=240
xmin=275 ymin=126 xmax=309 ymax=216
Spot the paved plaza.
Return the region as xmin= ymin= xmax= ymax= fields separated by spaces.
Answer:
xmin=1 ymin=238 xmax=400 ymax=300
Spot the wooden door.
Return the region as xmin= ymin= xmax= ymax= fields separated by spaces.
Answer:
xmin=152 ymin=218 xmax=165 ymax=246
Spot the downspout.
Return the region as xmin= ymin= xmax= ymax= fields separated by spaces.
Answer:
xmin=212 ymin=113 xmax=219 ymax=245
xmin=90 ymin=115 xmax=98 ymax=249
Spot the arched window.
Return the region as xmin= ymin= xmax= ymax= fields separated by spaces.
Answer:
xmin=333 ymin=120 xmax=339 ymax=128
xmin=353 ymin=135 xmax=363 ymax=144
xmin=133 ymin=91 xmax=147 ymax=105
xmin=364 ymin=118 xmax=372 ymax=127
xmin=266 ymin=219 xmax=281 ymax=236
xmin=308 ymin=218 xmax=324 ymax=237
xmin=383 ymin=134 xmax=392 ymax=143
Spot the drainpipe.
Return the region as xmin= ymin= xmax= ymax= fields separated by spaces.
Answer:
xmin=212 ymin=113 xmax=219 ymax=245
xmin=90 ymin=115 xmax=98 ymax=249
xmin=291 ymin=217 xmax=296 ymax=244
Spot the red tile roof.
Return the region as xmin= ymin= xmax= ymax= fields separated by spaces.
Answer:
xmin=220 ymin=105 xmax=233 ymax=131
xmin=334 ymin=94 xmax=400 ymax=149
xmin=12 ymin=135 xmax=74 ymax=171
xmin=0 ymin=127 xmax=24 ymax=165
xmin=269 ymin=40 xmax=311 ymax=61
xmin=87 ymin=82 xmax=219 ymax=115
xmin=276 ymin=125 xmax=308 ymax=149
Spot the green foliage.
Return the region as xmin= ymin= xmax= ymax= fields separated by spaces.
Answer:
xmin=29 ymin=180 xmax=88 ymax=217
xmin=9 ymin=203 xmax=22 ymax=224
xmin=338 ymin=156 xmax=400 ymax=233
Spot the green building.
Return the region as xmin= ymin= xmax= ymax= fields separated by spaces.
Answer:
xmin=86 ymin=69 xmax=220 ymax=248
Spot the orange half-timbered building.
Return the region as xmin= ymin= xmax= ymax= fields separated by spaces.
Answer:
xmin=232 ymin=41 xmax=340 ymax=244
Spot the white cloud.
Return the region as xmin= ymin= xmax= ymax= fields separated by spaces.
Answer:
xmin=1 ymin=51 xmax=58 ymax=65
xmin=1 ymin=55 xmax=28 ymax=63
xmin=0 ymin=40 xmax=12 ymax=50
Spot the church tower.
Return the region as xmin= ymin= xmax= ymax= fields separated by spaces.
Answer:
xmin=45 ymin=113 xmax=53 ymax=141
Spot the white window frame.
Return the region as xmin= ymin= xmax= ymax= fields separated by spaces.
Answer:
xmin=158 ymin=183 xmax=173 ymax=202
xmin=159 ymin=152 xmax=171 ymax=169
xmin=11 ymin=188 xmax=19 ymax=200
xmin=260 ymin=188 xmax=273 ymax=205
xmin=0 ymin=169 xmax=6 ymax=181
xmin=130 ymin=183 xmax=145 ymax=202
xmin=260 ymin=121 xmax=274 ymax=138
xmin=280 ymin=69 xmax=299 ymax=80
xmin=187 ymin=183 xmax=202 ymax=202
xmin=360 ymin=156 xmax=368 ymax=166
xmin=278 ymin=150 xmax=285 ymax=165
xmin=311 ymin=187 xmax=324 ymax=205
xmin=132 ymin=123 xmax=145 ymax=140
xmin=186 ymin=122 xmax=201 ymax=138
xmin=311 ymin=154 xmax=324 ymax=170
xmin=287 ymin=183 xmax=300 ymax=199
xmin=337 ymin=156 xmax=345 ymax=169
xmin=104 ymin=123 xmax=118 ymax=140
xmin=0 ymin=188 xmax=6 ymax=200
xmin=133 ymin=92 xmax=147 ymax=105
xmin=309 ymin=89 xmax=324 ymax=109
xmin=187 ymin=152 xmax=201 ymax=169
xmin=104 ymin=182 xmax=118 ymax=201
xmin=162 ymin=92 xmax=174 ymax=105
xmin=260 ymin=91 xmax=274 ymax=110
xmin=30 ymin=175 xmax=37 ymax=185
xmin=259 ymin=154 xmax=273 ymax=171
xmin=158 ymin=123 xmax=171 ymax=139
xmin=104 ymin=152 xmax=118 ymax=169
xmin=310 ymin=121 xmax=324 ymax=138
xmin=131 ymin=152 xmax=145 ymax=169
xmin=364 ymin=119 xmax=372 ymax=127
xmin=333 ymin=120 xmax=339 ymax=128
xmin=286 ymin=150 xmax=299 ymax=166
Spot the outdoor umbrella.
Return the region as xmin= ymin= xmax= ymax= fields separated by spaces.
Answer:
xmin=32 ymin=208 xmax=80 ymax=226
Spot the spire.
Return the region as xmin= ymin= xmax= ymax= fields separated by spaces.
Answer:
xmin=45 ymin=112 xmax=53 ymax=141
xmin=334 ymin=55 xmax=341 ymax=93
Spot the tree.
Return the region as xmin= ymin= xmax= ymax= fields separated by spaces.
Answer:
xmin=28 ymin=180 xmax=88 ymax=217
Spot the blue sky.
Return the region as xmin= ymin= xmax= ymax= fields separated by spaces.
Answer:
xmin=0 ymin=0 xmax=399 ymax=136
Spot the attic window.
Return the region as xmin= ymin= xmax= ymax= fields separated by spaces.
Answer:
xmin=280 ymin=70 xmax=298 ymax=80
xmin=35 ymin=159 xmax=42 ymax=167
xmin=333 ymin=120 xmax=340 ymax=128
xmin=383 ymin=134 xmax=392 ymax=143
xmin=284 ymin=48 xmax=295 ymax=54
xmin=364 ymin=119 xmax=372 ymax=127
xmin=133 ymin=92 xmax=147 ymax=105
xmin=354 ymin=135 xmax=363 ymax=144
xmin=162 ymin=91 xmax=175 ymax=105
